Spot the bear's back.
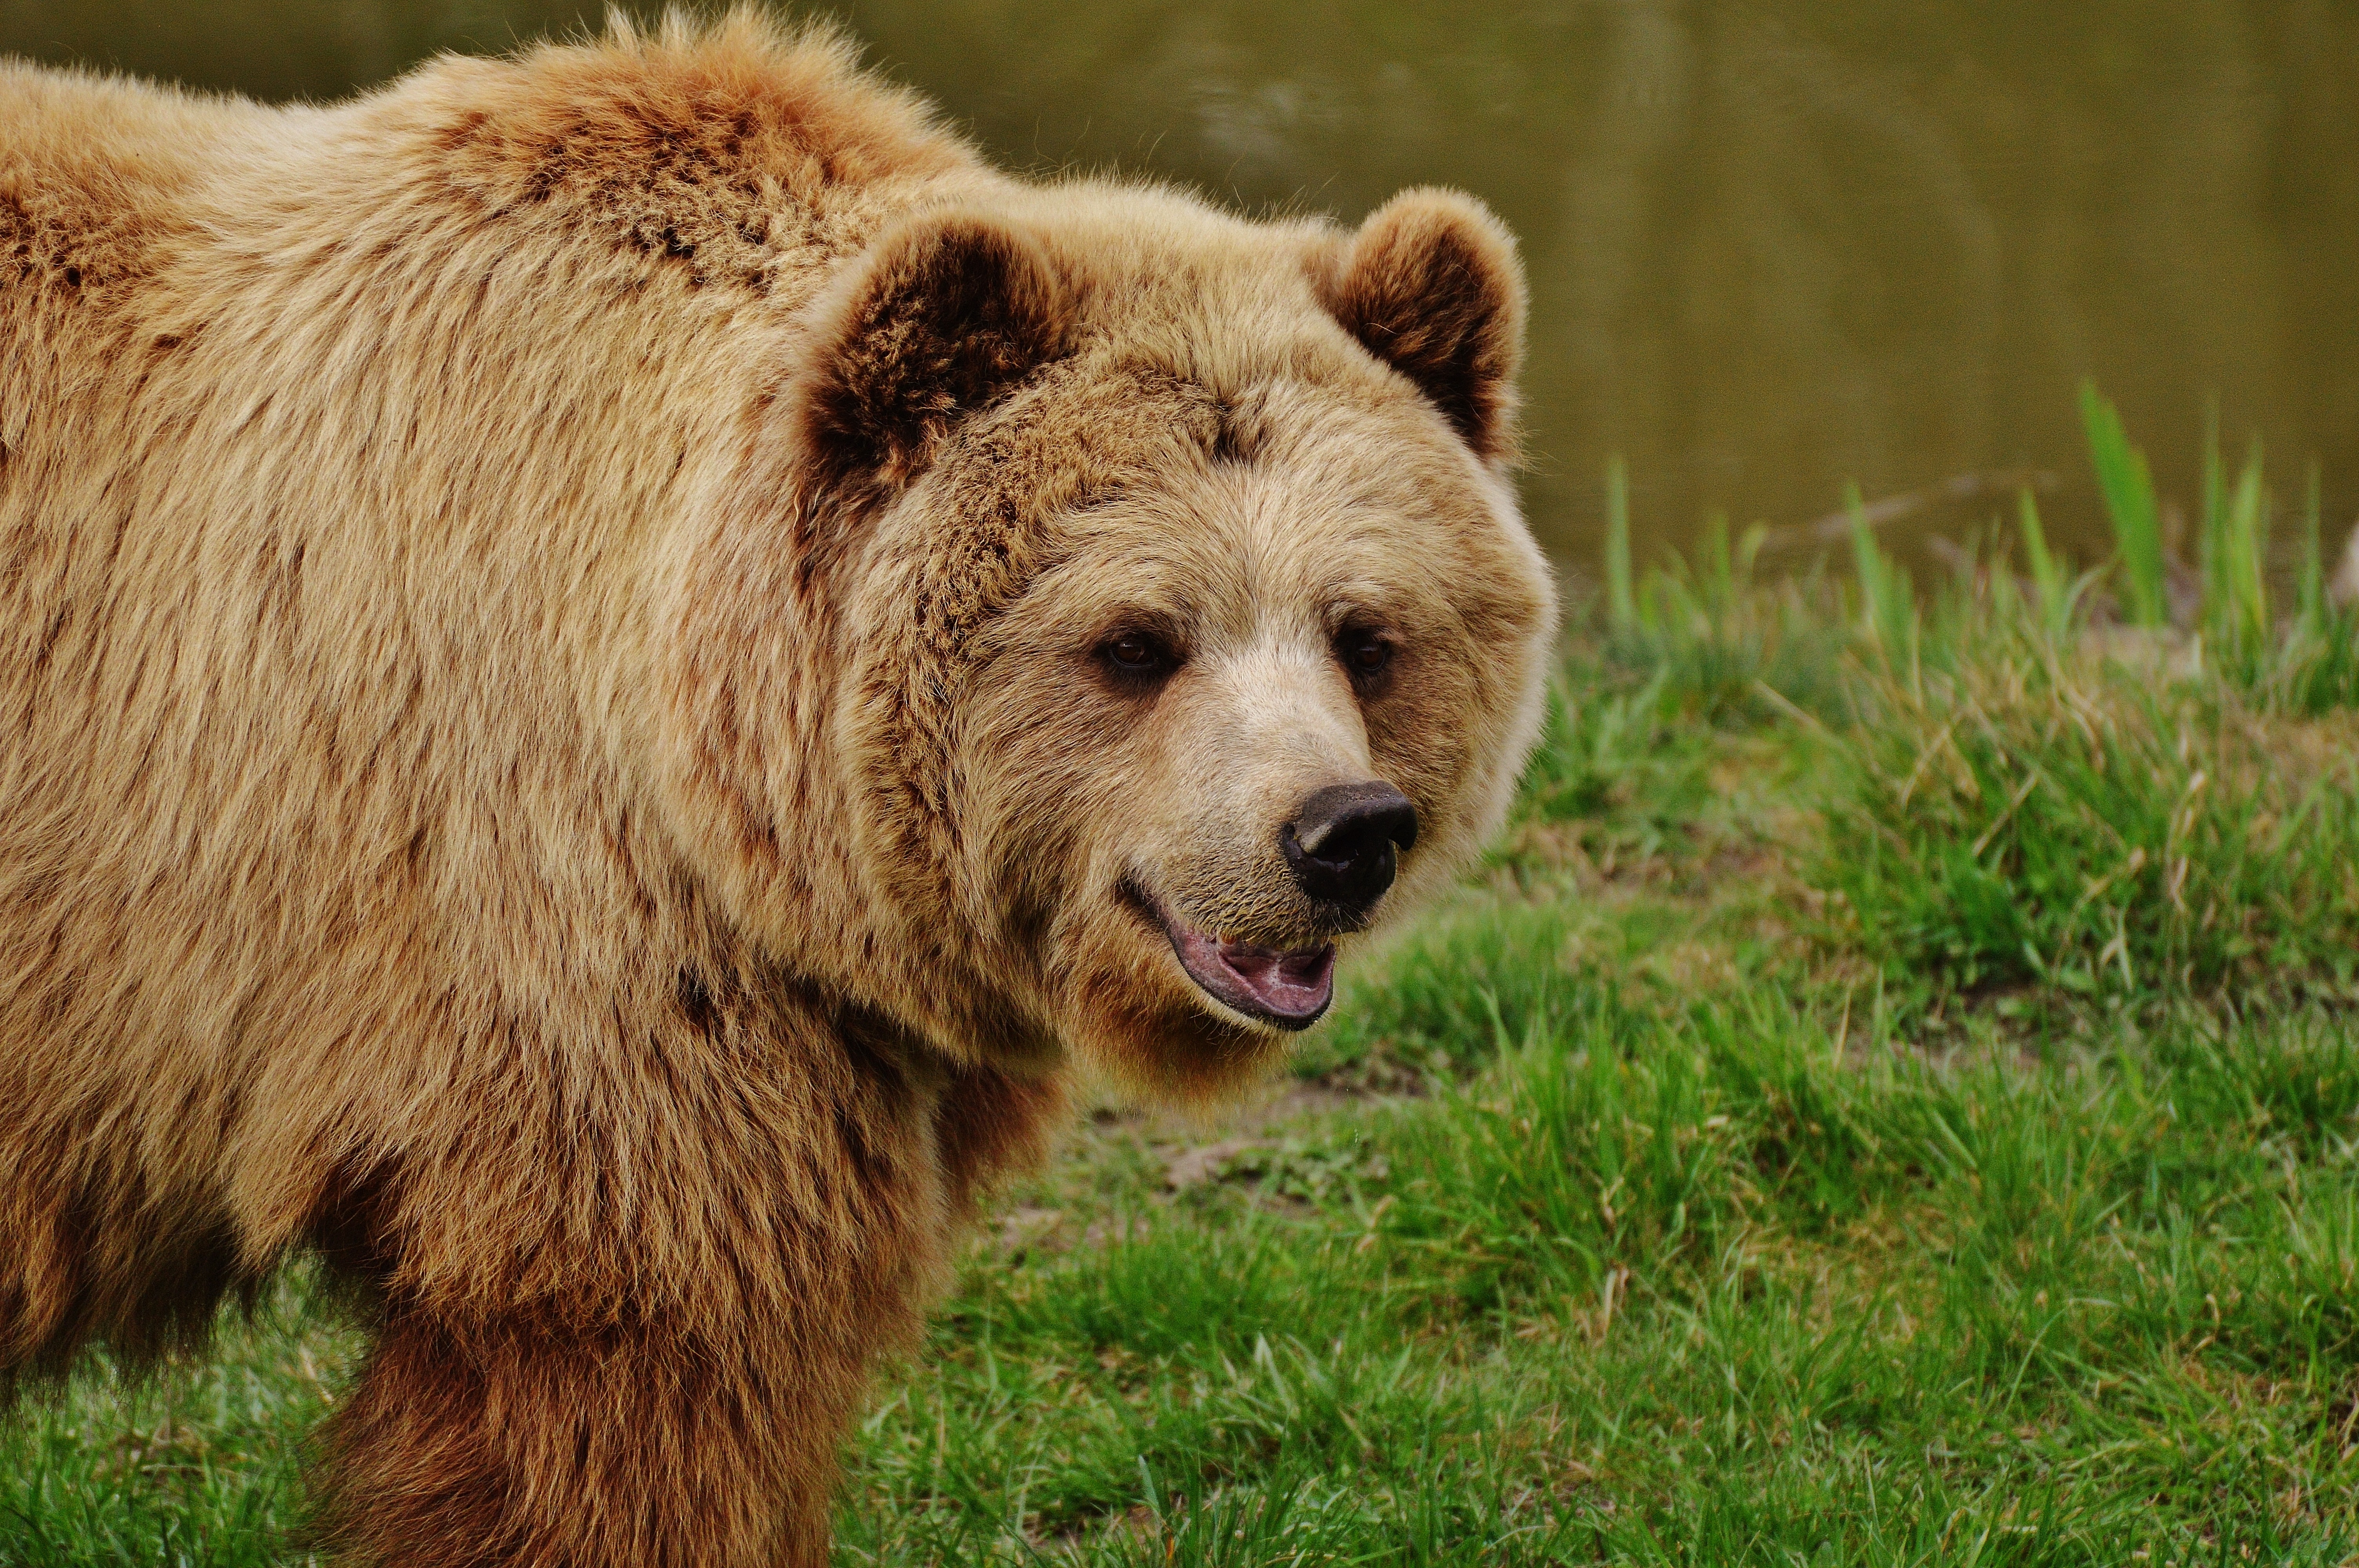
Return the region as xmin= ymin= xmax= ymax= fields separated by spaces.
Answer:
xmin=0 ymin=18 xmax=987 ymax=763
xmin=0 ymin=63 xmax=258 ymax=304
xmin=0 ymin=22 xmax=991 ymax=1119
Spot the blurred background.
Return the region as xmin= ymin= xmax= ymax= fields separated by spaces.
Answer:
xmin=4 ymin=0 xmax=2353 ymax=579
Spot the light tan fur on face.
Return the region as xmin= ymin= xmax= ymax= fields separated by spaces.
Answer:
xmin=0 ymin=10 xmax=1553 ymax=1564
xmin=950 ymin=352 xmax=1553 ymax=1093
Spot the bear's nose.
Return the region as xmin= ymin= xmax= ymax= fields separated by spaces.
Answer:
xmin=1281 ymin=781 xmax=1419 ymax=916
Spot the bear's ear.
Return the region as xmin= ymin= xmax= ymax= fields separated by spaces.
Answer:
xmin=791 ymin=211 xmax=1071 ymax=502
xmin=1317 ymin=188 xmax=1525 ymax=462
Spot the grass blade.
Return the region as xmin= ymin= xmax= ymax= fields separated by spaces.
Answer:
xmin=2224 ymin=440 xmax=2269 ymax=656
xmin=2079 ymin=381 xmax=2167 ymax=627
xmin=2200 ymin=398 xmax=2226 ymax=639
xmin=2017 ymin=488 xmax=2071 ymax=641
xmin=1847 ymin=482 xmax=1914 ymax=662
xmin=1606 ymin=455 xmax=1636 ymax=633
xmin=2299 ymin=459 xmax=2326 ymax=633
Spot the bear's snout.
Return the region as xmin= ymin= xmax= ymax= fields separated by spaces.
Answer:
xmin=1279 ymin=781 xmax=1419 ymax=920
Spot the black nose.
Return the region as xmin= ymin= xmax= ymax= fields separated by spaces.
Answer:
xmin=1281 ymin=781 xmax=1419 ymax=915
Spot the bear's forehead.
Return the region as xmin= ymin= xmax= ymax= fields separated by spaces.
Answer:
xmin=1009 ymin=456 xmax=1496 ymax=643
xmin=911 ymin=247 xmax=1520 ymax=651
xmin=1005 ymin=341 xmax=1476 ymax=504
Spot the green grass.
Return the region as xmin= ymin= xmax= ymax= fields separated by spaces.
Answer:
xmin=2080 ymin=382 xmax=2169 ymax=630
xmin=1821 ymin=651 xmax=2359 ymax=1002
xmin=0 ymin=1274 xmax=356 ymax=1566
xmin=9 ymin=387 xmax=2359 ymax=1564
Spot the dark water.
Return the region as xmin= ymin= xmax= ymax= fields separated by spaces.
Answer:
xmin=5 ymin=0 xmax=2355 ymax=576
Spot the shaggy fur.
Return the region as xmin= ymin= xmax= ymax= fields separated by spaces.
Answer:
xmin=0 ymin=11 xmax=1555 ymax=1564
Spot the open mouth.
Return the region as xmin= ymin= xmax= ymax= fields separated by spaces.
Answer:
xmin=1123 ymin=883 xmax=1336 ymax=1030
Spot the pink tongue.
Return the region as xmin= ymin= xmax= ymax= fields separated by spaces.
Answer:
xmin=1166 ymin=923 xmax=1336 ymax=1025
xmin=1216 ymin=941 xmax=1335 ymax=1015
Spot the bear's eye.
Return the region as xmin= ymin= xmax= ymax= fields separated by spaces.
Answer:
xmin=1099 ymin=630 xmax=1177 ymax=681
xmin=1338 ymin=630 xmax=1394 ymax=683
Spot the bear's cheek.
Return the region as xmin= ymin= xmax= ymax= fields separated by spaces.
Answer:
xmin=987 ymin=774 xmax=1279 ymax=1063
xmin=942 ymin=675 xmax=1183 ymax=991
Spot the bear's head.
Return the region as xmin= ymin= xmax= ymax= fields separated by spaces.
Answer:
xmin=671 ymin=184 xmax=1555 ymax=1097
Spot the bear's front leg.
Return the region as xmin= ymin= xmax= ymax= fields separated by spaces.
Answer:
xmin=320 ymin=1304 xmax=849 ymax=1568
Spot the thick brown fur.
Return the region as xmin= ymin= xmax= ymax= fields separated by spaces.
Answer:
xmin=0 ymin=11 xmax=1554 ymax=1564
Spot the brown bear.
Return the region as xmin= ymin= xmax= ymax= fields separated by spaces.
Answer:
xmin=0 ymin=10 xmax=1554 ymax=1564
